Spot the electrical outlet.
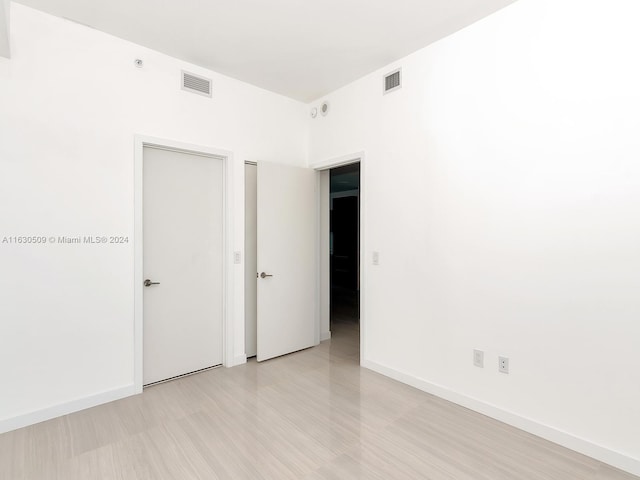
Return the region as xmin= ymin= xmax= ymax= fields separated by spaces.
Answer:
xmin=372 ymin=251 xmax=380 ymax=265
xmin=473 ymin=349 xmax=484 ymax=368
xmin=499 ymin=356 xmax=509 ymax=374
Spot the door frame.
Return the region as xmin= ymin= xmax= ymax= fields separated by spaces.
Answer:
xmin=311 ymin=151 xmax=366 ymax=363
xmin=243 ymin=161 xmax=258 ymax=359
xmin=133 ymin=135 xmax=234 ymax=392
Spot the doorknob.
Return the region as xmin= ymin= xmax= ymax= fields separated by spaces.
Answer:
xmin=144 ymin=279 xmax=160 ymax=287
xmin=260 ymin=272 xmax=273 ymax=279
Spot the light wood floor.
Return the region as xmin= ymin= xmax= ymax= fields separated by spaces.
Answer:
xmin=1 ymin=319 xmax=636 ymax=480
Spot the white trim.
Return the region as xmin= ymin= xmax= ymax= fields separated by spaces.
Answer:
xmin=234 ymin=354 xmax=247 ymax=365
xmin=313 ymin=151 xmax=365 ymax=362
xmin=320 ymin=331 xmax=331 ymax=342
xmin=362 ymin=359 xmax=640 ymax=477
xmin=0 ymin=384 xmax=136 ymax=434
xmin=314 ymin=171 xmax=322 ymax=346
xmin=310 ymin=151 xmax=366 ymax=171
xmin=134 ymin=135 xmax=235 ymax=392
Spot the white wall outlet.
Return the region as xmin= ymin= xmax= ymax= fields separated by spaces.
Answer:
xmin=499 ymin=356 xmax=509 ymax=374
xmin=372 ymin=251 xmax=380 ymax=265
xmin=473 ymin=349 xmax=484 ymax=368
xmin=234 ymin=251 xmax=241 ymax=264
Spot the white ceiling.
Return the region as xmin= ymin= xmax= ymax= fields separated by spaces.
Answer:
xmin=15 ymin=0 xmax=516 ymax=102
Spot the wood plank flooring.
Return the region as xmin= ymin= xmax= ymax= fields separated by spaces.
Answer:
xmin=0 ymin=319 xmax=636 ymax=479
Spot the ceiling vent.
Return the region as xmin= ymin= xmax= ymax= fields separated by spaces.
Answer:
xmin=383 ymin=68 xmax=402 ymax=94
xmin=181 ymin=71 xmax=212 ymax=97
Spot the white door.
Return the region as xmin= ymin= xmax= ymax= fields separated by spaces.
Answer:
xmin=257 ymin=162 xmax=317 ymax=362
xmin=143 ymin=146 xmax=223 ymax=385
xmin=244 ymin=163 xmax=258 ymax=358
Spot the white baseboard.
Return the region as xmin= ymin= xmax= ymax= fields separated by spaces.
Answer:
xmin=231 ymin=354 xmax=247 ymax=366
xmin=361 ymin=359 xmax=640 ymax=477
xmin=0 ymin=384 xmax=137 ymax=434
xmin=320 ymin=330 xmax=331 ymax=342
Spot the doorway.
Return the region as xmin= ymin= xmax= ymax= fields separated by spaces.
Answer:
xmin=134 ymin=137 xmax=232 ymax=389
xmin=142 ymin=145 xmax=224 ymax=385
xmin=329 ymin=162 xmax=360 ymax=352
xmin=244 ymin=161 xmax=317 ymax=362
xmin=243 ymin=159 xmax=362 ymax=363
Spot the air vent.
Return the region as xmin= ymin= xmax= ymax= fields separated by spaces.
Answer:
xmin=181 ymin=71 xmax=212 ymax=97
xmin=383 ymin=68 xmax=402 ymax=94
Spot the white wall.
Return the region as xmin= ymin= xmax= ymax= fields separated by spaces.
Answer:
xmin=0 ymin=3 xmax=307 ymax=431
xmin=309 ymin=0 xmax=640 ymax=474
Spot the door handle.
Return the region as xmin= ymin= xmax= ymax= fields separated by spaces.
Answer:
xmin=260 ymin=272 xmax=273 ymax=279
xmin=144 ymin=279 xmax=161 ymax=287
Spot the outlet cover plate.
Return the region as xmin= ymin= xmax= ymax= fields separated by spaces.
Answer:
xmin=473 ymin=349 xmax=484 ymax=368
xmin=499 ymin=356 xmax=509 ymax=374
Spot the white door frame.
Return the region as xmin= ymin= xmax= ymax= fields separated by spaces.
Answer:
xmin=133 ymin=135 xmax=234 ymax=392
xmin=311 ymin=151 xmax=366 ymax=363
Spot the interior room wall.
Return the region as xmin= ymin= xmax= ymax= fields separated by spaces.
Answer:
xmin=0 ymin=3 xmax=307 ymax=432
xmin=308 ymin=0 xmax=640 ymax=474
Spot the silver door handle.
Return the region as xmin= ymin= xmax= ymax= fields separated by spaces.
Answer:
xmin=260 ymin=272 xmax=273 ymax=279
xmin=144 ymin=279 xmax=160 ymax=287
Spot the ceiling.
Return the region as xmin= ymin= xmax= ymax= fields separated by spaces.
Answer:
xmin=15 ymin=0 xmax=516 ymax=102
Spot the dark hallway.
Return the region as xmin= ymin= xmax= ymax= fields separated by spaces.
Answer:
xmin=330 ymin=163 xmax=360 ymax=336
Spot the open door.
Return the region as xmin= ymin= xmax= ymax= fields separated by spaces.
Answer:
xmin=256 ymin=162 xmax=317 ymax=361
